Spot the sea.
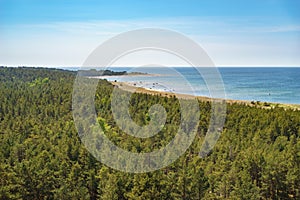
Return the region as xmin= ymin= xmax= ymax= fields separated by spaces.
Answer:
xmin=65 ymin=67 xmax=300 ymax=105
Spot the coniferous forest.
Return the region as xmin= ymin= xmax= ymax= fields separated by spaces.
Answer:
xmin=0 ymin=67 xmax=299 ymax=199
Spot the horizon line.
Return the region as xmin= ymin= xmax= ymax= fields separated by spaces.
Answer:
xmin=1 ymin=65 xmax=300 ymax=68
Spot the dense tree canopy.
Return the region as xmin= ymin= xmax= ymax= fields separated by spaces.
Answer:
xmin=0 ymin=67 xmax=299 ymax=199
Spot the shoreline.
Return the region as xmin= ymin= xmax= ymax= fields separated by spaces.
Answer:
xmin=111 ymin=81 xmax=300 ymax=111
xmin=89 ymin=73 xmax=164 ymax=79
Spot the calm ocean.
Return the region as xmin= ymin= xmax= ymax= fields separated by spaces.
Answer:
xmin=69 ymin=67 xmax=300 ymax=104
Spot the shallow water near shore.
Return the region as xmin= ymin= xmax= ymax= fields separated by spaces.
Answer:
xmin=75 ymin=67 xmax=300 ymax=105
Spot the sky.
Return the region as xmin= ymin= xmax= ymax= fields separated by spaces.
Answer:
xmin=0 ymin=0 xmax=300 ymax=67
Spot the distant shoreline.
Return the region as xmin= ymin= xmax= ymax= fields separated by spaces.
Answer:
xmin=85 ymin=67 xmax=300 ymax=106
xmin=90 ymin=73 xmax=162 ymax=79
xmin=110 ymin=81 xmax=300 ymax=111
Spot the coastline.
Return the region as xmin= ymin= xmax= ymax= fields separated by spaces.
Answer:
xmin=90 ymin=73 xmax=163 ymax=79
xmin=111 ymin=81 xmax=300 ymax=111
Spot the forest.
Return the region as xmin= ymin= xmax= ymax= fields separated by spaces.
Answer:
xmin=78 ymin=69 xmax=127 ymax=76
xmin=0 ymin=66 xmax=299 ymax=199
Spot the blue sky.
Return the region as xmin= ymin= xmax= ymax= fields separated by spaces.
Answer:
xmin=0 ymin=0 xmax=300 ymax=66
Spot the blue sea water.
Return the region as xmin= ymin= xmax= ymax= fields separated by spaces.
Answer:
xmin=69 ymin=67 xmax=300 ymax=104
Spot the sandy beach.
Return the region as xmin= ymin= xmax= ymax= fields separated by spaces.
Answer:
xmin=111 ymin=81 xmax=300 ymax=111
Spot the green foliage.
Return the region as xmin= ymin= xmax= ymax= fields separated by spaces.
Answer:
xmin=0 ymin=66 xmax=299 ymax=199
xmin=29 ymin=77 xmax=49 ymax=87
xmin=79 ymin=69 xmax=128 ymax=76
